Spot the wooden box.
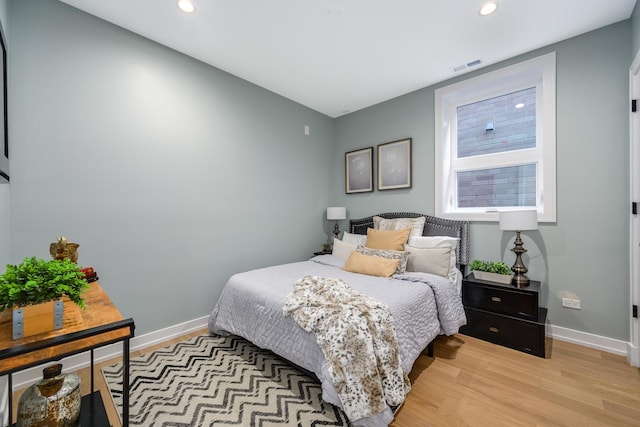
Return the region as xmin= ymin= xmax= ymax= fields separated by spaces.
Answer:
xmin=12 ymin=300 xmax=64 ymax=340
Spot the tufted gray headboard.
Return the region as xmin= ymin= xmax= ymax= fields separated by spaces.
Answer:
xmin=349 ymin=212 xmax=470 ymax=275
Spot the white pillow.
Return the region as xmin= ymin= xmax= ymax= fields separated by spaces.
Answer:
xmin=404 ymin=246 xmax=452 ymax=277
xmin=373 ymin=216 xmax=426 ymax=237
xmin=342 ymin=231 xmax=367 ymax=246
xmin=408 ymin=235 xmax=459 ymax=248
xmin=407 ymin=235 xmax=460 ymax=278
xmin=332 ymin=238 xmax=357 ymax=261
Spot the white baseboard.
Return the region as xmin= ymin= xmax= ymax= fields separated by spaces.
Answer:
xmin=3 ymin=315 xmax=209 ymax=400
xmin=627 ymin=341 xmax=640 ymax=367
xmin=549 ymin=324 xmax=629 ymax=356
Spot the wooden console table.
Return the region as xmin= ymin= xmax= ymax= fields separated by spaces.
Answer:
xmin=0 ymin=282 xmax=135 ymax=426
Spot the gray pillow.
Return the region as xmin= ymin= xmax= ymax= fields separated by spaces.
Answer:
xmin=404 ymin=245 xmax=452 ymax=277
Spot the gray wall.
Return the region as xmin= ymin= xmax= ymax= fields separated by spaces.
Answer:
xmin=8 ymin=0 xmax=335 ymax=335
xmin=332 ymin=22 xmax=632 ymax=341
xmin=633 ymin=1 xmax=640 ymax=57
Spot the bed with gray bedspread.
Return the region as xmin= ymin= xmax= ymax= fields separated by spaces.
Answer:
xmin=208 ymin=213 xmax=469 ymax=426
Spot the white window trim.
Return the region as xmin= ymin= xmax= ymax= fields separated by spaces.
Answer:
xmin=435 ymin=52 xmax=556 ymax=222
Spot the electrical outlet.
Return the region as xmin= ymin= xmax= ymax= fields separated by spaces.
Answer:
xmin=562 ymin=298 xmax=581 ymax=310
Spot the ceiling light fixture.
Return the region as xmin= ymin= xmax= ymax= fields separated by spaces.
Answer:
xmin=515 ymin=103 xmax=525 ymax=109
xmin=177 ymin=0 xmax=195 ymax=13
xmin=480 ymin=1 xmax=498 ymax=16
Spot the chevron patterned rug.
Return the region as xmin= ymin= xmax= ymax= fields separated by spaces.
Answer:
xmin=102 ymin=334 xmax=350 ymax=426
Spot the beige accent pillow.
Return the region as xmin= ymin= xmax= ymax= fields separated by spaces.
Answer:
xmin=356 ymin=246 xmax=409 ymax=274
xmin=331 ymin=238 xmax=357 ymax=261
xmin=373 ymin=216 xmax=426 ymax=237
xmin=343 ymin=251 xmax=400 ymax=277
xmin=407 ymin=235 xmax=460 ymax=278
xmin=404 ymin=245 xmax=452 ymax=277
xmin=365 ymin=227 xmax=411 ymax=251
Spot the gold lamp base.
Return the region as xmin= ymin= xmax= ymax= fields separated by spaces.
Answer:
xmin=511 ymin=273 xmax=530 ymax=288
xmin=510 ymin=230 xmax=530 ymax=288
xmin=332 ymin=222 xmax=341 ymax=240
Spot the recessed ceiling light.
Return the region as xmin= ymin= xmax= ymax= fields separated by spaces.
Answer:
xmin=480 ymin=1 xmax=498 ymax=16
xmin=177 ymin=0 xmax=195 ymax=13
xmin=515 ymin=103 xmax=525 ymax=109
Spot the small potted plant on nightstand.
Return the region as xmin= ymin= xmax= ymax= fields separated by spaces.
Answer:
xmin=469 ymin=259 xmax=513 ymax=284
xmin=0 ymin=257 xmax=90 ymax=339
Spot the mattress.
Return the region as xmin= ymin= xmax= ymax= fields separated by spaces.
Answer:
xmin=208 ymin=254 xmax=466 ymax=426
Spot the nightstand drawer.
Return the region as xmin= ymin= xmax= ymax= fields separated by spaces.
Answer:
xmin=462 ymin=280 xmax=539 ymax=319
xmin=460 ymin=307 xmax=547 ymax=357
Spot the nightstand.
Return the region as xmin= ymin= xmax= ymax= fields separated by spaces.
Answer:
xmin=459 ymin=273 xmax=547 ymax=358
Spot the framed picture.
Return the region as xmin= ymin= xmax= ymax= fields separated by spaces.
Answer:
xmin=345 ymin=147 xmax=373 ymax=194
xmin=377 ymin=138 xmax=411 ymax=190
xmin=0 ymin=18 xmax=7 ymax=183
xmin=0 ymin=17 xmax=9 ymax=184
xmin=0 ymin=19 xmax=6 ymax=160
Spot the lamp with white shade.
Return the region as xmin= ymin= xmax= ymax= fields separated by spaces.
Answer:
xmin=499 ymin=210 xmax=538 ymax=288
xmin=327 ymin=207 xmax=347 ymax=240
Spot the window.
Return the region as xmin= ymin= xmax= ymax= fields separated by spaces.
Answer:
xmin=435 ymin=52 xmax=556 ymax=222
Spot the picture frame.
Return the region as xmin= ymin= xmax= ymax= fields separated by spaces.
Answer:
xmin=1 ymin=19 xmax=6 ymax=160
xmin=0 ymin=17 xmax=7 ymax=183
xmin=345 ymin=147 xmax=373 ymax=194
xmin=377 ymin=138 xmax=411 ymax=190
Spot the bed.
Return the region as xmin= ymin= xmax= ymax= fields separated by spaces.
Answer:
xmin=208 ymin=212 xmax=469 ymax=426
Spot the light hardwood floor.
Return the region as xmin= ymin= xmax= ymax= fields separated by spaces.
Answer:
xmin=14 ymin=331 xmax=640 ymax=426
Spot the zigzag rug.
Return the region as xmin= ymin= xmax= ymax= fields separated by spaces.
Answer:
xmin=102 ymin=334 xmax=350 ymax=426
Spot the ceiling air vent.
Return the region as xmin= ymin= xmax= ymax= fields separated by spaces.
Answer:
xmin=452 ymin=59 xmax=482 ymax=73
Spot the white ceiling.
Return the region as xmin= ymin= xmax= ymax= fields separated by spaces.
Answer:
xmin=58 ymin=0 xmax=637 ymax=118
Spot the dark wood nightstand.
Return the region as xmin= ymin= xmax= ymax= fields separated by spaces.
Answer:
xmin=459 ymin=273 xmax=547 ymax=358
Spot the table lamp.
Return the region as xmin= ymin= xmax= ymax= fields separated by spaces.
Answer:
xmin=499 ymin=210 xmax=538 ymax=287
xmin=327 ymin=207 xmax=347 ymax=240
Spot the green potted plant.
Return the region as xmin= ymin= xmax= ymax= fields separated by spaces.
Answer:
xmin=469 ymin=259 xmax=513 ymax=284
xmin=0 ymin=257 xmax=90 ymax=339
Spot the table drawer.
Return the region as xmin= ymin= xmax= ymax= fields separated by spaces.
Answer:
xmin=462 ymin=282 xmax=538 ymax=319
xmin=460 ymin=307 xmax=547 ymax=357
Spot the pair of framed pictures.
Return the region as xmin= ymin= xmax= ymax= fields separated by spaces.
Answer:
xmin=345 ymin=138 xmax=411 ymax=194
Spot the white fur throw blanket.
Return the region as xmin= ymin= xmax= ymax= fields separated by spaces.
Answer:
xmin=282 ymin=275 xmax=411 ymax=422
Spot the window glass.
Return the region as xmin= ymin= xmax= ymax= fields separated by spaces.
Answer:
xmin=457 ymin=164 xmax=537 ymax=208
xmin=457 ymin=87 xmax=536 ymax=158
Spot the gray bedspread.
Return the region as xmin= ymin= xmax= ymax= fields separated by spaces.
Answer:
xmin=208 ymin=254 xmax=466 ymax=426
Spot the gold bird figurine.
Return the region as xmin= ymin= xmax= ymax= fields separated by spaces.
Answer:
xmin=50 ymin=237 xmax=79 ymax=263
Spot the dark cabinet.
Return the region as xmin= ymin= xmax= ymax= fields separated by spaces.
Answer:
xmin=460 ymin=273 xmax=547 ymax=358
